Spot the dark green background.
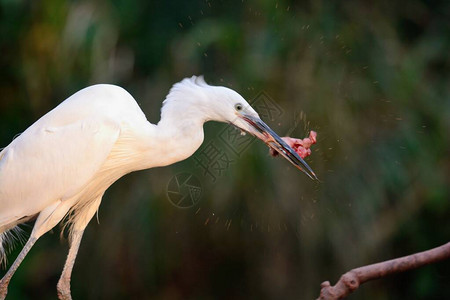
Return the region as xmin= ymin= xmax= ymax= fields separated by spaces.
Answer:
xmin=1 ymin=0 xmax=449 ymax=299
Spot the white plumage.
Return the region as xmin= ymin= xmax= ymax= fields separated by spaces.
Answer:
xmin=0 ymin=76 xmax=315 ymax=300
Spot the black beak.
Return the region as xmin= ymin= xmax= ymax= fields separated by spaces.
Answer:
xmin=241 ymin=114 xmax=318 ymax=180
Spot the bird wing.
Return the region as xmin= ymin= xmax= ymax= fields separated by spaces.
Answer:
xmin=0 ymin=117 xmax=120 ymax=226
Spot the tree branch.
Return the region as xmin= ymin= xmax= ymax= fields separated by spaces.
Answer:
xmin=317 ymin=241 xmax=450 ymax=300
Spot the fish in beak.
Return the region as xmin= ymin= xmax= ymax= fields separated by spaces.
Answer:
xmin=240 ymin=114 xmax=318 ymax=180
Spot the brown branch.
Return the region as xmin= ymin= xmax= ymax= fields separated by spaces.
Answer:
xmin=317 ymin=241 xmax=450 ymax=300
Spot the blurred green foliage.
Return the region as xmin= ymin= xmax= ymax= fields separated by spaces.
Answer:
xmin=0 ymin=0 xmax=449 ymax=299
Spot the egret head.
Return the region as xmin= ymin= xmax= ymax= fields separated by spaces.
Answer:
xmin=164 ymin=76 xmax=317 ymax=179
xmin=219 ymin=89 xmax=317 ymax=180
xmin=187 ymin=76 xmax=317 ymax=180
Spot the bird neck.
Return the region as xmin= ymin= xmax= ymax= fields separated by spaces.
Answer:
xmin=146 ymin=113 xmax=205 ymax=168
xmin=136 ymin=77 xmax=226 ymax=169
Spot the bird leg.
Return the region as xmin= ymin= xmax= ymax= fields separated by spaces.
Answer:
xmin=57 ymin=230 xmax=84 ymax=300
xmin=0 ymin=236 xmax=38 ymax=300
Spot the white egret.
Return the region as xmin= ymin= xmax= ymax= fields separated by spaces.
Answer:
xmin=0 ymin=76 xmax=316 ymax=299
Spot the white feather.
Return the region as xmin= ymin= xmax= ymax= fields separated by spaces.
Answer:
xmin=0 ymin=76 xmax=259 ymax=263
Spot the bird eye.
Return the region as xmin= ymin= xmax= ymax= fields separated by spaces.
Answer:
xmin=235 ymin=103 xmax=243 ymax=111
